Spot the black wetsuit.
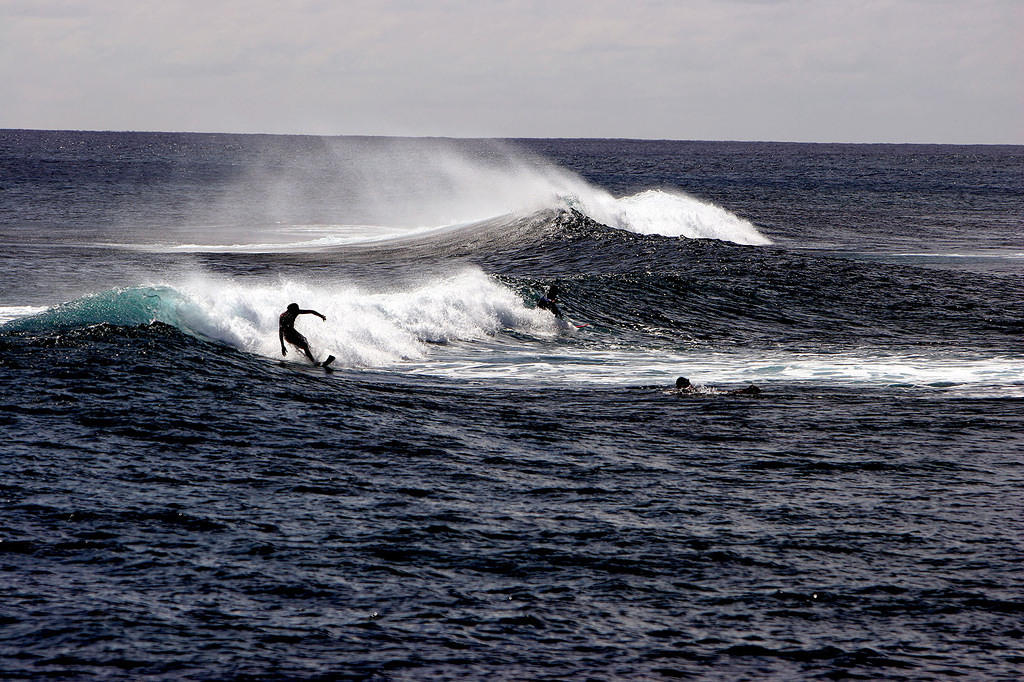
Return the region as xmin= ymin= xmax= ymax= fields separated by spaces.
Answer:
xmin=279 ymin=309 xmax=308 ymax=347
xmin=537 ymin=293 xmax=564 ymax=319
xmin=279 ymin=307 xmax=324 ymax=364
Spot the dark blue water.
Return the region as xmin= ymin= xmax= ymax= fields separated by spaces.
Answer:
xmin=2 ymin=130 xmax=1024 ymax=680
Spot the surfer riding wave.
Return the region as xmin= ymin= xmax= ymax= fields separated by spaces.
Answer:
xmin=279 ymin=303 xmax=333 ymax=367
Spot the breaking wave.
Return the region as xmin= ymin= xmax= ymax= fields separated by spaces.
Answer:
xmin=109 ymin=139 xmax=771 ymax=252
xmin=1 ymin=269 xmax=558 ymax=368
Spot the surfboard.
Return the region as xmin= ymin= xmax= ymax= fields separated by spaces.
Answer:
xmin=320 ymin=355 xmax=336 ymax=368
xmin=558 ymin=318 xmax=589 ymax=332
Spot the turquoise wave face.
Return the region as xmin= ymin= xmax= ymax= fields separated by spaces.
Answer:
xmin=0 ymin=286 xmax=188 ymax=334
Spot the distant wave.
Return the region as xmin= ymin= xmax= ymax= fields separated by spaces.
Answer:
xmin=105 ymin=139 xmax=771 ymax=252
xmin=113 ymin=189 xmax=771 ymax=254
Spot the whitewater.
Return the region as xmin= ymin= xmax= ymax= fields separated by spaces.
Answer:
xmin=7 ymin=265 xmax=1024 ymax=395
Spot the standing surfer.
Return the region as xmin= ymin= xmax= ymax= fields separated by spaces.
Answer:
xmin=279 ymin=303 xmax=332 ymax=366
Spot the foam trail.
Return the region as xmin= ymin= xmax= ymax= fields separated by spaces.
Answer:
xmin=0 ymin=306 xmax=48 ymax=325
xmin=110 ymin=224 xmax=446 ymax=253
xmin=401 ymin=348 xmax=1024 ymax=395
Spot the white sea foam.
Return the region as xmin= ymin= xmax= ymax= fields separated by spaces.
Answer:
xmin=569 ymin=189 xmax=772 ymax=245
xmin=399 ymin=347 xmax=1024 ymax=395
xmin=889 ymin=252 xmax=1024 ymax=260
xmin=109 ymin=223 xmax=455 ymax=253
xmin=0 ymin=306 xmax=48 ymax=324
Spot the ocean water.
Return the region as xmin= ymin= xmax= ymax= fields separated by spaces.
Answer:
xmin=1 ymin=130 xmax=1023 ymax=680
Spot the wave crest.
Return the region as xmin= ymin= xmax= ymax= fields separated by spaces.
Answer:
xmin=2 ymin=269 xmax=558 ymax=368
xmin=112 ymin=140 xmax=771 ymax=252
xmin=572 ymin=189 xmax=771 ymax=245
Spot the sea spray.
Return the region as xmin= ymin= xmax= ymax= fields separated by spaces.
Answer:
xmin=111 ymin=138 xmax=772 ymax=251
xmin=335 ymin=140 xmax=772 ymax=245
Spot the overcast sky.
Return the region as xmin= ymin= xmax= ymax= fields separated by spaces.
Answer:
xmin=1 ymin=0 xmax=1021 ymax=143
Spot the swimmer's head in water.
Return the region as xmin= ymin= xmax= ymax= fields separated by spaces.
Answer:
xmin=675 ymin=377 xmax=691 ymax=389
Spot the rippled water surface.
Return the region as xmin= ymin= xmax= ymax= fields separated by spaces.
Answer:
xmin=2 ymin=132 xmax=1023 ymax=679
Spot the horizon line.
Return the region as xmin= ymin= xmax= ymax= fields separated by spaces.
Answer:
xmin=3 ymin=126 xmax=1021 ymax=147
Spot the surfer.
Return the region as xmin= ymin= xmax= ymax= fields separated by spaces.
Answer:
xmin=537 ymin=285 xmax=564 ymax=319
xmin=668 ymin=377 xmax=696 ymax=393
xmin=666 ymin=376 xmax=760 ymax=396
xmin=279 ymin=303 xmax=328 ymax=365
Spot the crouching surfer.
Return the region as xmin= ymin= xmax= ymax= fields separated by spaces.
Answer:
xmin=279 ymin=303 xmax=334 ymax=367
xmin=537 ymin=284 xmax=564 ymax=319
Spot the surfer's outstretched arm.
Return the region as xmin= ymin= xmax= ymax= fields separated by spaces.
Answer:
xmin=299 ymin=309 xmax=326 ymax=320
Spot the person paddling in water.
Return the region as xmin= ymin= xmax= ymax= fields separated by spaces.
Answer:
xmin=666 ymin=376 xmax=760 ymax=396
xmin=279 ymin=303 xmax=331 ymax=366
